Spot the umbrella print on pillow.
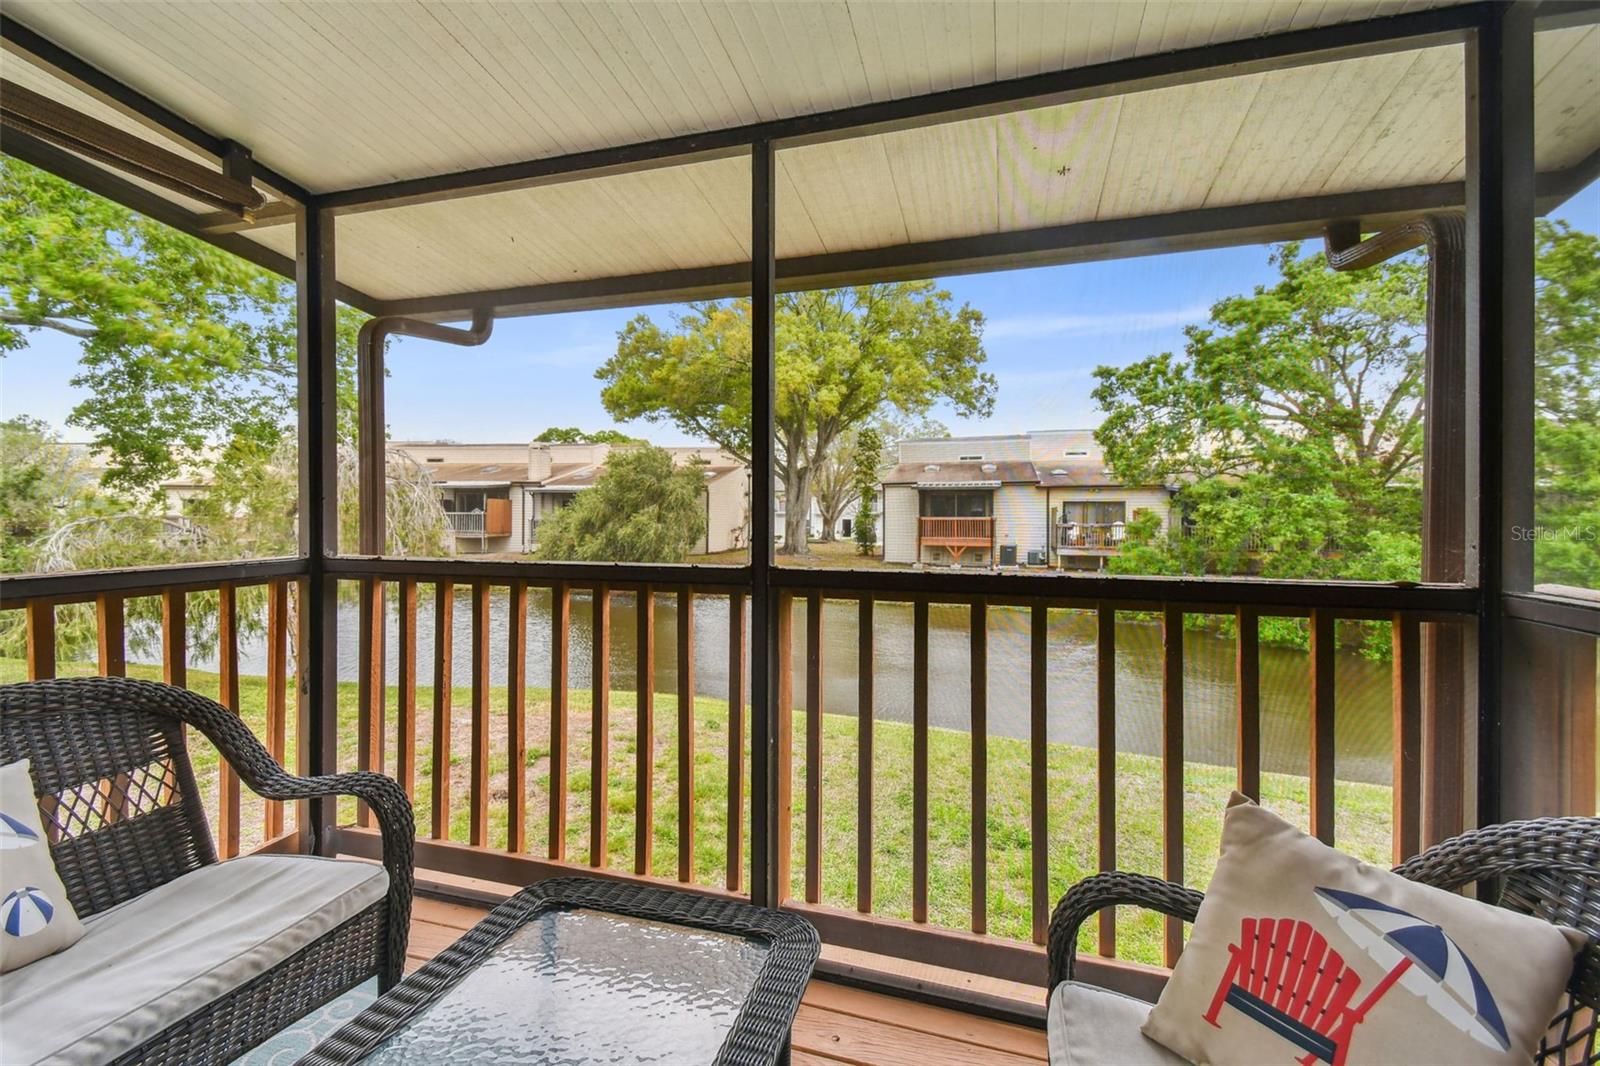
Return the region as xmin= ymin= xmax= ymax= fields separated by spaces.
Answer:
xmin=2 ymin=886 xmax=56 ymax=937
xmin=0 ymin=810 xmax=42 ymax=849
xmin=1312 ymin=887 xmax=1510 ymax=1053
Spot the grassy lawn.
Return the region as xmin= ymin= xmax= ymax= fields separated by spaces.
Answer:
xmin=2 ymin=656 xmax=1392 ymax=966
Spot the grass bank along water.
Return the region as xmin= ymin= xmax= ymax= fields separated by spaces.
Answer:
xmin=128 ymin=590 xmax=1399 ymax=784
xmin=0 ymin=653 xmax=1390 ymax=967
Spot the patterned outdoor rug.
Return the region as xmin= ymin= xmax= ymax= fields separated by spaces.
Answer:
xmin=231 ymin=979 xmax=378 ymax=1065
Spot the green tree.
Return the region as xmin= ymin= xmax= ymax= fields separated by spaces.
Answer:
xmin=0 ymin=416 xmax=107 ymax=571
xmin=1531 ymin=218 xmax=1600 ymax=590
xmin=1093 ymin=242 xmax=1427 ymax=583
xmin=534 ymin=447 xmax=708 ymax=563
xmin=0 ymin=159 xmax=450 ymax=657
xmin=597 ymin=283 xmax=994 ymax=554
xmin=852 ymin=425 xmax=884 ymax=556
xmin=533 ymin=426 xmax=642 ymax=445
xmin=1 ymin=157 xmax=371 ymax=497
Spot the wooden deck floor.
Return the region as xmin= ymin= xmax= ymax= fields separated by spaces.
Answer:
xmin=411 ymin=896 xmax=1048 ymax=1066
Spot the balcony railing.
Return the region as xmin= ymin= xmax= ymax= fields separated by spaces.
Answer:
xmin=919 ymin=516 xmax=993 ymax=546
xmin=446 ymin=500 xmax=512 ymax=537
xmin=0 ymin=559 xmax=306 ymax=860
xmin=14 ymin=557 xmax=1582 ymax=997
xmin=1055 ymin=521 xmax=1125 ymax=550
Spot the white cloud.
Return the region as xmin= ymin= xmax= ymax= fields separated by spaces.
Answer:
xmin=985 ymin=305 xmax=1208 ymax=340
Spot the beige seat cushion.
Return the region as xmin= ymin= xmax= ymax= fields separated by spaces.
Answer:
xmin=1048 ymin=980 xmax=1187 ymax=1065
xmin=0 ymin=854 xmax=387 ymax=1065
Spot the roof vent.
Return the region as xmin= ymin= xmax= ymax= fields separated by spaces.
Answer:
xmin=481 ymin=465 xmax=500 ymax=473
xmin=924 ymin=463 xmax=941 ymax=472
xmin=1051 ymin=468 xmax=1068 ymax=476
xmin=981 ymin=463 xmax=997 ymax=474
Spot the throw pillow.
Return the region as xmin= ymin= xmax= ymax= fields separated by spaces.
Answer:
xmin=1142 ymin=794 xmax=1585 ymax=1066
xmin=0 ymin=759 xmax=85 ymax=972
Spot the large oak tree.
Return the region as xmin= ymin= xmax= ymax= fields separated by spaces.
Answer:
xmin=597 ymin=283 xmax=994 ymax=553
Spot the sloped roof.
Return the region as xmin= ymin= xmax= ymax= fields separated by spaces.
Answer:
xmin=883 ymin=460 xmax=1039 ymax=487
xmin=1036 ymin=462 xmax=1128 ymax=489
xmin=425 ymin=462 xmax=524 ymax=486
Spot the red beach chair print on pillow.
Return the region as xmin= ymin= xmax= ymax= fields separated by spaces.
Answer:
xmin=1202 ymin=887 xmax=1511 ymax=1066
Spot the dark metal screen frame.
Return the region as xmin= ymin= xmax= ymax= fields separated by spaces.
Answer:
xmin=4 ymin=0 xmax=1596 ymax=911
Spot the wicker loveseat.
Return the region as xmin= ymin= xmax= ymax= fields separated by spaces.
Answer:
xmin=1044 ymin=816 xmax=1600 ymax=1065
xmin=0 ymin=678 xmax=414 ymax=1066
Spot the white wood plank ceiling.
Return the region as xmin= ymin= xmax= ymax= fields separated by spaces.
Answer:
xmin=5 ymin=2 xmax=1598 ymax=306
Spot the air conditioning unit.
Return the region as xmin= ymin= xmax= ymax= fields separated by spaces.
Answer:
xmin=1026 ymin=549 xmax=1046 ymax=566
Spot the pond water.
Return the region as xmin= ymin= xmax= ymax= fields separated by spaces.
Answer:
xmin=141 ymin=588 xmax=1395 ymax=785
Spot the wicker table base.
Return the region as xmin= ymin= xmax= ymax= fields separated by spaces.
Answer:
xmin=298 ymin=877 xmax=820 ymax=1066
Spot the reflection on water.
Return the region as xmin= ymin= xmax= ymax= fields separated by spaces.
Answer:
xmin=361 ymin=909 xmax=767 ymax=1064
xmin=146 ymin=590 xmax=1394 ymax=785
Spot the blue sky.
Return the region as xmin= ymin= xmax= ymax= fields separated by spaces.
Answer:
xmin=4 ymin=183 xmax=1595 ymax=447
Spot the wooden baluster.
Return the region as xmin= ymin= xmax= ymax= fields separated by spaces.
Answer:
xmin=158 ymin=589 xmax=186 ymax=810
xmin=96 ymin=593 xmax=126 ymax=677
xmin=431 ymin=581 xmax=454 ymax=840
xmin=25 ymin=599 xmax=57 ymax=838
xmin=1161 ymin=604 xmax=1184 ymax=966
xmin=914 ymin=598 xmax=931 ymax=924
xmin=264 ymin=579 xmax=289 ymax=838
xmin=1309 ymin=610 xmax=1336 ymax=845
xmin=1031 ymin=602 xmax=1048 ymax=945
xmin=592 ymin=585 xmax=608 ymax=870
xmin=1096 ymin=605 xmax=1116 ymax=957
xmin=1392 ymin=613 xmax=1423 ymax=863
xmin=590 ymin=585 xmax=611 ymax=868
xmin=25 ymin=600 xmax=54 ymax=680
xmin=635 ymin=587 xmax=656 ymax=875
xmin=508 ymin=580 xmax=528 ymax=853
xmin=397 ymin=579 xmax=418 ymax=800
xmin=678 ymin=588 xmax=697 ymax=883
xmin=857 ymin=595 xmax=874 ymax=914
xmin=804 ymin=592 xmax=822 ymax=903
xmin=161 ymin=590 xmax=186 ymax=688
xmin=549 ymin=582 xmax=570 ymax=859
xmin=1236 ymin=607 xmax=1262 ymax=802
xmin=971 ymin=600 xmax=988 ymax=935
xmin=294 ymin=578 xmax=310 ymax=833
xmin=469 ymin=580 xmax=491 ymax=847
xmin=727 ymin=592 xmax=746 ymax=893
xmin=217 ymin=583 xmax=241 ymax=859
xmin=775 ymin=591 xmax=794 ymax=903
xmin=96 ymin=593 xmax=129 ymax=823
xmin=356 ymin=577 xmax=385 ymax=827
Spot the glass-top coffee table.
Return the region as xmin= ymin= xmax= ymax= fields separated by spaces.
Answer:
xmin=298 ymin=877 xmax=820 ymax=1066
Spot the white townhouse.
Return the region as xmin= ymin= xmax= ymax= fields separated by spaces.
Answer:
xmin=879 ymin=429 xmax=1175 ymax=569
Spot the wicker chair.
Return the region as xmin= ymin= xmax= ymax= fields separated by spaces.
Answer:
xmin=1047 ymin=816 xmax=1600 ymax=1064
xmin=0 ymin=677 xmax=414 ymax=1066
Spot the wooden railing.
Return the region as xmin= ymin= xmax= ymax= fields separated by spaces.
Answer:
xmin=3 ymin=557 xmax=1504 ymax=997
xmin=1055 ymin=521 xmax=1124 ymax=550
xmin=0 ymin=559 xmax=307 ymax=860
xmin=327 ymin=560 xmax=753 ymax=904
xmin=919 ymin=516 xmax=994 ymax=546
xmin=759 ymin=583 xmax=1458 ymax=987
